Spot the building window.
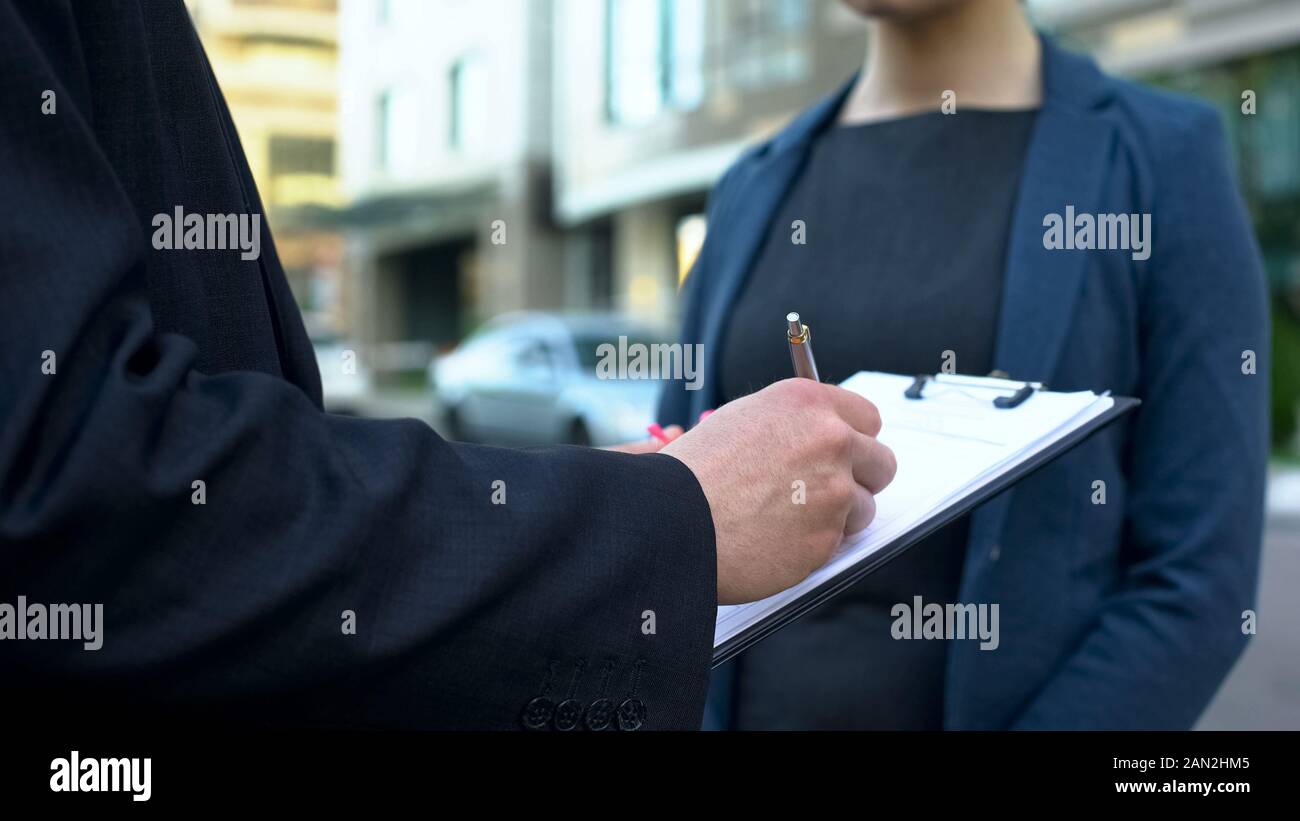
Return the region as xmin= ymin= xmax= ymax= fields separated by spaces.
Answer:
xmin=606 ymin=0 xmax=666 ymax=126
xmin=605 ymin=0 xmax=806 ymax=126
xmin=269 ymin=136 xmax=335 ymax=177
xmin=1252 ymin=52 xmax=1300 ymax=199
xmin=449 ymin=55 xmax=488 ymax=150
xmin=605 ymin=0 xmax=707 ymax=125
xmin=667 ymin=0 xmax=706 ymax=111
xmin=374 ymin=90 xmax=391 ymax=170
xmin=730 ymin=0 xmax=810 ymax=89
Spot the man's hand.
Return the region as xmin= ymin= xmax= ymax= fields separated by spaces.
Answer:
xmin=662 ymin=379 xmax=896 ymax=605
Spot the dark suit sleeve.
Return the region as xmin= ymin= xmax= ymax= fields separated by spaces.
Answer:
xmin=1012 ymin=107 xmax=1269 ymax=729
xmin=0 ymin=0 xmax=717 ymax=729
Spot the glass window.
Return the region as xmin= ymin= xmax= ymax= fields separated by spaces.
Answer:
xmin=1252 ymin=53 xmax=1300 ymax=198
xmin=667 ymin=0 xmax=706 ymax=111
xmin=606 ymin=0 xmax=665 ymax=126
xmin=449 ymin=54 xmax=489 ymax=150
xmin=269 ymin=136 xmax=335 ymax=177
xmin=729 ymin=0 xmax=809 ymax=90
xmin=606 ymin=0 xmax=712 ymax=125
xmin=374 ymin=90 xmax=390 ymax=170
xmin=573 ymin=335 xmax=661 ymax=372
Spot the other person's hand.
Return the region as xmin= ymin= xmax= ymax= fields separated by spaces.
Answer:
xmin=604 ymin=425 xmax=684 ymax=454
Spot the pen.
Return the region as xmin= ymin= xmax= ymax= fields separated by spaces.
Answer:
xmin=786 ymin=311 xmax=820 ymax=382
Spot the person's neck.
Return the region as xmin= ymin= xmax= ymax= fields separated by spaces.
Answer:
xmin=840 ymin=0 xmax=1042 ymax=125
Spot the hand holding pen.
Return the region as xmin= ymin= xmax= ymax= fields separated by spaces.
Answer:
xmin=637 ymin=312 xmax=896 ymax=603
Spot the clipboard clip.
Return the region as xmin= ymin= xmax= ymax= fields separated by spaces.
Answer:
xmin=904 ymin=372 xmax=1043 ymax=409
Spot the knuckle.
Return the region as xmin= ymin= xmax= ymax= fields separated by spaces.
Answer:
xmin=859 ymin=490 xmax=877 ymax=524
xmin=783 ymin=377 xmax=823 ymax=406
xmin=829 ymin=421 xmax=855 ymax=454
xmin=826 ymin=474 xmax=854 ymax=507
xmin=882 ymin=443 xmax=898 ymax=482
xmin=861 ymin=399 xmax=883 ymax=435
xmin=819 ymin=413 xmax=853 ymax=447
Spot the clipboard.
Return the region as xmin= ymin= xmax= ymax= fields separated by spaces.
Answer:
xmin=712 ymin=372 xmax=1139 ymax=668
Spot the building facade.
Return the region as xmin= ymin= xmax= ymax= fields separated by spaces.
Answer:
xmin=329 ymin=0 xmax=1299 ymax=428
xmin=552 ymin=0 xmax=867 ymax=325
xmin=338 ymin=0 xmax=562 ymax=359
xmin=186 ymin=0 xmax=345 ymax=333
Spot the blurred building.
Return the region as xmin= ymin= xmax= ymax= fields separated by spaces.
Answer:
xmin=552 ymin=0 xmax=1300 ymax=329
xmin=338 ymin=0 xmax=562 ymax=360
xmin=337 ymin=0 xmax=869 ymax=352
xmin=553 ymin=0 xmax=866 ymax=324
xmin=326 ymin=0 xmax=1298 ymax=432
xmin=186 ymin=0 xmax=346 ymax=333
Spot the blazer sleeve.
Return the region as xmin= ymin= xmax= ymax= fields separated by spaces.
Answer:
xmin=0 ymin=0 xmax=717 ymax=730
xmin=1012 ymin=106 xmax=1269 ymax=729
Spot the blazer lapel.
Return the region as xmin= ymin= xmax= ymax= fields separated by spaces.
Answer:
xmin=965 ymin=37 xmax=1118 ymax=556
xmin=696 ymin=78 xmax=857 ymax=415
xmin=992 ymin=110 xmax=1116 ymax=382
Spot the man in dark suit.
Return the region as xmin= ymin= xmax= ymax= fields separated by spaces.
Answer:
xmin=0 ymin=0 xmax=895 ymax=730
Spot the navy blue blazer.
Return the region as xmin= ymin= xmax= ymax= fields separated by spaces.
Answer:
xmin=659 ymin=36 xmax=1270 ymax=729
xmin=0 ymin=0 xmax=718 ymax=731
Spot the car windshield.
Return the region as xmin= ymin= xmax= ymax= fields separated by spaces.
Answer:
xmin=572 ymin=334 xmax=664 ymax=373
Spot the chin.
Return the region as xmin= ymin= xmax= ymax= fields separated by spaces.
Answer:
xmin=838 ymin=0 xmax=968 ymax=19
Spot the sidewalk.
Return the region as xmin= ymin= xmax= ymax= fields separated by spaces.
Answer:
xmin=1198 ymin=513 xmax=1300 ymax=729
xmin=1267 ymin=466 xmax=1300 ymax=524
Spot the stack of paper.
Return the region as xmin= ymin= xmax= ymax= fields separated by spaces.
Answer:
xmin=714 ymin=371 xmax=1118 ymax=652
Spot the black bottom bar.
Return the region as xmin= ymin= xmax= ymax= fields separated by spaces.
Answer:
xmin=0 ymin=728 xmax=1286 ymax=807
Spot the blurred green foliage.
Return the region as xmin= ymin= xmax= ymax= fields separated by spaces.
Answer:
xmin=1274 ymin=298 xmax=1300 ymax=448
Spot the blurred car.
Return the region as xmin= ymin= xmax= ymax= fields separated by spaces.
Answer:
xmin=311 ymin=331 xmax=373 ymax=416
xmin=431 ymin=312 xmax=669 ymax=446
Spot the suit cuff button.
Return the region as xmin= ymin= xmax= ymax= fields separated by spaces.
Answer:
xmin=521 ymin=697 xmax=554 ymax=731
xmin=617 ymin=698 xmax=646 ymax=731
xmin=554 ymin=698 xmax=583 ymax=731
xmin=584 ymin=698 xmax=615 ymax=731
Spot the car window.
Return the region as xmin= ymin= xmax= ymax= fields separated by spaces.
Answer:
xmin=514 ymin=340 xmax=553 ymax=369
xmin=572 ymin=334 xmax=661 ymax=372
